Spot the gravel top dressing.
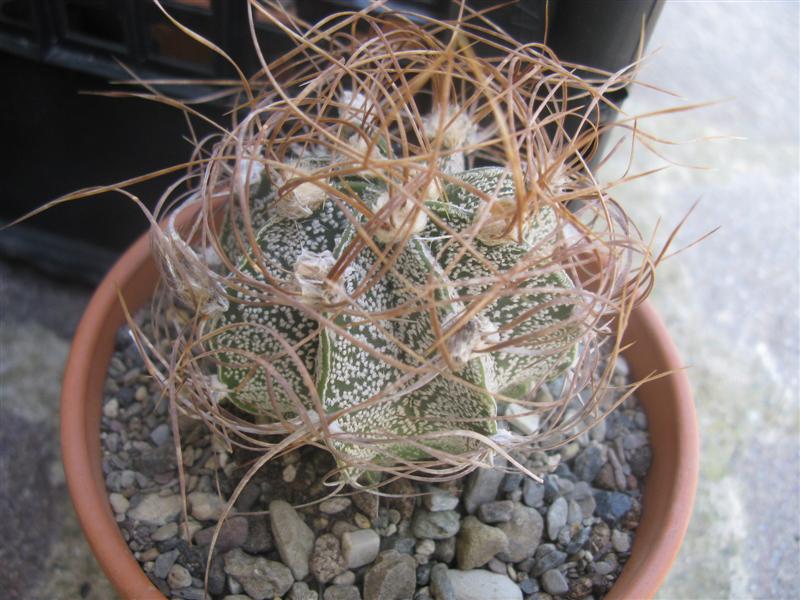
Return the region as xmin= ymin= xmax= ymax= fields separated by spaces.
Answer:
xmin=102 ymin=315 xmax=650 ymax=600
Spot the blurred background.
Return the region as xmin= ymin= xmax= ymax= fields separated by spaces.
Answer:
xmin=1 ymin=1 xmax=798 ymax=598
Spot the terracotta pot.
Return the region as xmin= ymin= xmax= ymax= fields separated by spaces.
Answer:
xmin=61 ymin=230 xmax=698 ymax=600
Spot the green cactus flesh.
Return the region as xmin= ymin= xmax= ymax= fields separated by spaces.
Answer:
xmin=210 ymin=166 xmax=580 ymax=464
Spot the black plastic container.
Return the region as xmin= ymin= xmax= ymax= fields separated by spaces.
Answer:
xmin=0 ymin=1 xmax=663 ymax=281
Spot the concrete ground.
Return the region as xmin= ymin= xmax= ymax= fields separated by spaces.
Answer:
xmin=0 ymin=2 xmax=797 ymax=599
xmin=600 ymin=3 xmax=800 ymax=598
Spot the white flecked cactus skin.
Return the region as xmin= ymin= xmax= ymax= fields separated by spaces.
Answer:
xmin=210 ymin=154 xmax=581 ymax=466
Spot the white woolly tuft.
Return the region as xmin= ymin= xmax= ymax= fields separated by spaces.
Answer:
xmin=423 ymin=104 xmax=476 ymax=150
xmin=275 ymin=163 xmax=328 ymax=219
xmin=373 ymin=191 xmax=428 ymax=243
xmin=293 ymin=248 xmax=344 ymax=305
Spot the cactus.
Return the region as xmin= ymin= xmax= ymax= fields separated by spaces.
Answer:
xmin=210 ymin=155 xmax=581 ymax=467
xmin=131 ymin=5 xmax=660 ymax=484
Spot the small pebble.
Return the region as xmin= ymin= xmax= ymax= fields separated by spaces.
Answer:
xmin=149 ymin=423 xmax=171 ymax=447
xmin=331 ymin=520 xmax=359 ymax=538
xmin=310 ymin=533 xmax=347 ymax=584
xmin=194 ymin=516 xmax=249 ymax=551
xmin=532 ymin=544 xmax=567 ymax=577
xmin=594 ymin=560 xmax=615 ymax=575
xmin=352 ymin=493 xmax=380 ymax=521
xmin=180 ymin=520 xmax=203 ymax=542
xmin=456 ymin=516 xmax=509 ymax=570
xmin=153 ymin=549 xmax=179 ymax=579
xmin=103 ymin=398 xmax=119 ymax=419
xmin=496 ymin=503 xmax=543 ymax=563
xmin=519 ymin=578 xmax=538 ymax=594
xmin=341 ymin=528 xmax=380 ymax=569
xmin=167 ymin=564 xmax=192 ymax=589
xmin=447 ymin=569 xmax=522 ymax=600
xmin=433 ymin=537 xmax=456 ymax=564
xmin=477 ymin=500 xmax=514 ymax=523
xmin=502 ymin=472 xmax=524 ymax=493
xmin=283 ymin=464 xmax=297 ymax=483
xmin=333 ymin=570 xmax=356 ymax=585
xmin=323 ymin=585 xmax=361 ymax=600
xmin=320 ymin=497 xmax=352 ymax=515
xmin=109 ymin=492 xmax=129 ymax=514
xmin=612 ymin=529 xmax=631 ymax=553
xmin=290 ymin=582 xmax=318 ymax=600
xmin=540 ymin=569 xmax=569 ymax=595
xmin=139 ymin=547 xmax=159 ymax=562
xmin=567 ymin=499 xmax=583 ymax=526
xmin=188 ymin=491 xmax=226 ymax=522
xmin=415 ymin=539 xmax=436 ymax=557
xmin=223 ymin=548 xmax=293 ymax=599
xmin=429 ymin=563 xmax=456 ymax=600
xmin=363 ymin=551 xmax=416 ymax=600
xmin=546 ymin=497 xmax=567 ymax=541
xmin=423 ymin=489 xmax=460 ymax=512
xmin=416 ymin=563 xmax=432 ymax=586
xmin=152 ymin=522 xmax=178 ymax=542
xmin=270 ymin=499 xmax=314 ymax=581
xmin=119 ymin=470 xmax=136 ymax=489
xmin=522 ymin=478 xmax=544 ymax=508
xmin=462 ymin=458 xmax=507 ymax=514
xmin=354 ymin=512 xmax=372 ymax=529
xmin=127 ymin=493 xmax=182 ymax=526
xmin=487 ymin=558 xmax=506 ymax=574
xmin=594 ymin=491 xmax=633 ymax=523
xmin=411 ymin=509 xmax=460 ymax=540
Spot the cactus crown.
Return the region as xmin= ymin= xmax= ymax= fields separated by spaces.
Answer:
xmin=135 ymin=3 xmax=658 ymax=486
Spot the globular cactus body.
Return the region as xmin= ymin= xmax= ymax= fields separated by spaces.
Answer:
xmin=211 ymin=164 xmax=579 ymax=466
xmin=137 ymin=7 xmax=655 ymax=483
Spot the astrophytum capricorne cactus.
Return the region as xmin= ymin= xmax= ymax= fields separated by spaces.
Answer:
xmin=135 ymin=5 xmax=660 ymax=485
xmin=210 ymin=142 xmax=580 ymax=469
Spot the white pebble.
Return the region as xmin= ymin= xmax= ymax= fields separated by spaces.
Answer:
xmin=415 ymin=539 xmax=435 ymax=556
xmin=108 ymin=492 xmax=129 ymax=514
xmin=612 ymin=529 xmax=631 ymax=553
xmin=283 ymin=464 xmax=297 ymax=483
xmin=103 ymin=398 xmax=119 ymax=419
xmin=188 ymin=491 xmax=226 ymax=521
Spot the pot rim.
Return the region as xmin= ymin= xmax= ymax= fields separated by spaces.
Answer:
xmin=61 ymin=230 xmax=698 ymax=600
